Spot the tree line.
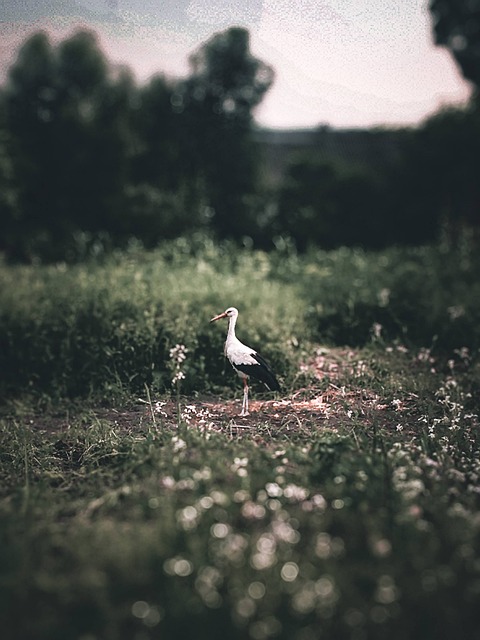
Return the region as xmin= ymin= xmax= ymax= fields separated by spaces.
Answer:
xmin=0 ymin=27 xmax=274 ymax=261
xmin=0 ymin=0 xmax=479 ymax=261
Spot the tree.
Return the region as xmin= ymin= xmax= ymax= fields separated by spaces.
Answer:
xmin=428 ymin=1 xmax=480 ymax=245
xmin=4 ymin=30 xmax=135 ymax=259
xmin=3 ymin=32 xmax=58 ymax=258
xmin=2 ymin=27 xmax=275 ymax=259
xmin=186 ymin=26 xmax=274 ymax=125
xmin=0 ymin=95 xmax=20 ymax=256
xmin=181 ymin=27 xmax=274 ymax=239
xmin=429 ymin=0 xmax=480 ymax=91
xmin=276 ymin=156 xmax=387 ymax=250
xmin=131 ymin=75 xmax=178 ymax=189
xmin=392 ymin=105 xmax=480 ymax=245
xmin=54 ymin=30 xmax=125 ymax=235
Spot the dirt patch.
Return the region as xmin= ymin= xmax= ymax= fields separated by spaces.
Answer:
xmin=10 ymin=347 xmax=421 ymax=439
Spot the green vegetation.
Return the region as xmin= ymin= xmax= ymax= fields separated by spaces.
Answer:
xmin=1 ymin=242 xmax=480 ymax=639
xmin=0 ymin=239 xmax=305 ymax=400
xmin=1 ymin=239 xmax=480 ymax=402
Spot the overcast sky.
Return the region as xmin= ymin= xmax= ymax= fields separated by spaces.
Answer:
xmin=0 ymin=0 xmax=472 ymax=129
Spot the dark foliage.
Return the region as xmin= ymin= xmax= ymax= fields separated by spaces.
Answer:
xmin=430 ymin=0 xmax=480 ymax=90
xmin=0 ymin=22 xmax=479 ymax=261
xmin=0 ymin=27 xmax=272 ymax=261
xmin=276 ymin=157 xmax=390 ymax=251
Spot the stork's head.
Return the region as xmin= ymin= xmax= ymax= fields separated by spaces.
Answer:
xmin=210 ymin=306 xmax=238 ymax=323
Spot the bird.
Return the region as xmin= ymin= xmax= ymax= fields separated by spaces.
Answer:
xmin=210 ymin=306 xmax=280 ymax=416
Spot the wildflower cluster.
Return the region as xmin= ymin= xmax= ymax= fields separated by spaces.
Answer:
xmin=418 ymin=356 xmax=478 ymax=447
xmin=169 ymin=343 xmax=188 ymax=386
xmin=182 ymin=404 xmax=215 ymax=435
xmin=154 ymin=400 xmax=168 ymax=418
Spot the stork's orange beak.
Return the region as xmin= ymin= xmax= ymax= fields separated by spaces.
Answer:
xmin=210 ymin=311 xmax=227 ymax=323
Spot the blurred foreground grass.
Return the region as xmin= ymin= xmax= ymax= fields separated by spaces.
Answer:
xmin=1 ymin=345 xmax=479 ymax=640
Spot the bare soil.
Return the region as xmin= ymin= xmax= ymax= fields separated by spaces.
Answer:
xmin=23 ymin=347 xmax=421 ymax=440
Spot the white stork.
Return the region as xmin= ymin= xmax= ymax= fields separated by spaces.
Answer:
xmin=210 ymin=306 xmax=280 ymax=416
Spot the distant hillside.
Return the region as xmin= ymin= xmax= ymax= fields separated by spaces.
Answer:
xmin=253 ymin=126 xmax=407 ymax=187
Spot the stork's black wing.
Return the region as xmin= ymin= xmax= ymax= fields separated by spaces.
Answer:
xmin=233 ymin=351 xmax=280 ymax=391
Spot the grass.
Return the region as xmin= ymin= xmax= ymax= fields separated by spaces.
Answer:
xmin=2 ymin=237 xmax=480 ymax=403
xmin=0 ymin=238 xmax=307 ymax=401
xmin=1 ymin=239 xmax=480 ymax=639
xmin=1 ymin=347 xmax=479 ymax=640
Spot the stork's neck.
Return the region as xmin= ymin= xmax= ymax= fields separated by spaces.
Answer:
xmin=227 ymin=314 xmax=238 ymax=342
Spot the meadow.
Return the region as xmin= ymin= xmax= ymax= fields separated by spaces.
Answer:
xmin=1 ymin=238 xmax=480 ymax=640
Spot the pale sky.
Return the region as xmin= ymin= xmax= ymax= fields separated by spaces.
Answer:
xmin=0 ymin=0 xmax=473 ymax=129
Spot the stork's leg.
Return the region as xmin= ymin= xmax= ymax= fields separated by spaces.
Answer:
xmin=240 ymin=378 xmax=249 ymax=416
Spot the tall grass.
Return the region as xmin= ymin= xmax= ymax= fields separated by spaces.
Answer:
xmin=297 ymin=241 xmax=480 ymax=349
xmin=0 ymin=239 xmax=307 ymax=401
xmin=1 ymin=238 xmax=480 ymax=402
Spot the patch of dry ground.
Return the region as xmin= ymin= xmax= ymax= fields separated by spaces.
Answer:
xmin=24 ymin=347 xmax=422 ymax=440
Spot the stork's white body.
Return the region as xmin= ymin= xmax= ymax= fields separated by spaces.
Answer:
xmin=224 ymin=319 xmax=259 ymax=372
xmin=210 ymin=307 xmax=280 ymax=416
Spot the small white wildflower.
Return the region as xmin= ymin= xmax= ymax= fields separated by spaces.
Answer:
xmin=163 ymin=556 xmax=193 ymax=577
xmin=378 ymin=288 xmax=390 ymax=307
xmin=169 ymin=343 xmax=189 ymax=363
xmin=233 ymin=457 xmax=249 ymax=467
xmin=372 ymin=322 xmax=383 ymax=339
xmin=172 ymin=436 xmax=187 ymax=452
xmin=283 ymin=484 xmax=308 ymax=502
xmin=417 ymin=347 xmax=434 ymax=363
xmin=265 ymin=483 xmax=283 ymax=498
xmin=177 ymin=505 xmax=200 ymax=530
xmin=454 ymin=347 xmax=470 ymax=362
xmin=169 ymin=343 xmax=188 ymax=387
xmin=161 ymin=475 xmax=176 ymax=489
xmin=172 ymin=370 xmax=186 ymax=385
xmin=280 ymin=562 xmax=299 ymax=582
xmin=272 ymin=519 xmax=300 ymax=544
xmin=154 ymin=401 xmax=168 ymax=417
xmin=241 ymin=502 xmax=266 ymax=520
xmin=311 ymin=494 xmax=327 ymax=510
xmin=447 ymin=305 xmax=465 ymax=320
